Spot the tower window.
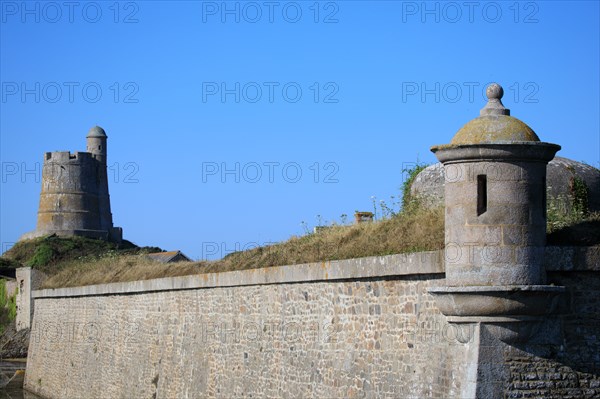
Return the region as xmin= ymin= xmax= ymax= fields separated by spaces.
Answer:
xmin=477 ymin=175 xmax=487 ymax=216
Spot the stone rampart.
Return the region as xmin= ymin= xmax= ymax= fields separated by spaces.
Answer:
xmin=23 ymin=246 xmax=600 ymax=398
xmin=25 ymin=251 xmax=478 ymax=399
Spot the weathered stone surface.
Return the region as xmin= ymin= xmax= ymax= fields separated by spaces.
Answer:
xmin=502 ymin=270 xmax=600 ymax=398
xmin=25 ymin=274 xmax=473 ymax=399
xmin=544 ymin=245 xmax=600 ymax=271
xmin=433 ymin=144 xmax=554 ymax=288
xmin=16 ymin=267 xmax=47 ymax=331
xmin=411 ymin=157 xmax=600 ymax=212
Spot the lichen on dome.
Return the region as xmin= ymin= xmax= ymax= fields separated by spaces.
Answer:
xmin=451 ymin=114 xmax=540 ymax=144
xmin=450 ymin=83 xmax=540 ymax=145
xmin=87 ymin=126 xmax=107 ymax=138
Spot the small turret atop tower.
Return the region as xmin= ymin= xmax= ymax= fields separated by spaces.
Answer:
xmin=86 ymin=125 xmax=107 ymax=164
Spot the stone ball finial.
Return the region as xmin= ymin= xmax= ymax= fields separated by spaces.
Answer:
xmin=445 ymin=81 xmax=541 ymax=144
xmin=486 ymin=83 xmax=503 ymax=100
xmin=480 ymin=83 xmax=510 ymax=116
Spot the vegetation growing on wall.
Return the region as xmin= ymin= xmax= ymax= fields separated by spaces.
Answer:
xmin=27 ymin=243 xmax=55 ymax=268
xmin=0 ymin=280 xmax=17 ymax=335
xmin=401 ymin=162 xmax=429 ymax=210
xmin=547 ymin=176 xmax=591 ymax=232
xmin=0 ymin=257 xmax=20 ymax=269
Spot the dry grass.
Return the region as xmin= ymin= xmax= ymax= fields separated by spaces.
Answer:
xmin=40 ymin=205 xmax=445 ymax=289
xmin=41 ymin=255 xmax=202 ymax=288
xmin=211 ymin=205 xmax=445 ymax=272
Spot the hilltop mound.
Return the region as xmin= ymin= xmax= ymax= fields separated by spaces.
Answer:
xmin=1 ymin=235 xmax=162 ymax=276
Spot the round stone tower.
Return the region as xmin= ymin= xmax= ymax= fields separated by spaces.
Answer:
xmin=428 ymin=83 xmax=565 ymax=342
xmin=22 ymin=126 xmax=122 ymax=242
xmin=36 ymin=151 xmax=103 ymax=237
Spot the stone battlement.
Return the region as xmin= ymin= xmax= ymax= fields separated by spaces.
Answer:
xmin=43 ymin=151 xmax=97 ymax=163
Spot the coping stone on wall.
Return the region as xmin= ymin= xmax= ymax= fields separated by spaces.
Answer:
xmin=33 ymin=250 xmax=445 ymax=299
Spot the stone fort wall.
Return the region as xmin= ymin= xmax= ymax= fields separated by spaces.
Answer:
xmin=23 ymin=246 xmax=600 ymax=398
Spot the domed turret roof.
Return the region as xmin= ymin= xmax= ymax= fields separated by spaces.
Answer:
xmin=87 ymin=126 xmax=107 ymax=138
xmin=451 ymin=83 xmax=540 ymax=144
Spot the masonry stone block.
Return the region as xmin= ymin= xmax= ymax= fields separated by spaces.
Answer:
xmin=467 ymin=204 xmax=531 ymax=226
xmin=487 ymin=181 xmax=530 ymax=205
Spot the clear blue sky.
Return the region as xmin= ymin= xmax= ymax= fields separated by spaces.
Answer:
xmin=1 ymin=1 xmax=599 ymax=260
